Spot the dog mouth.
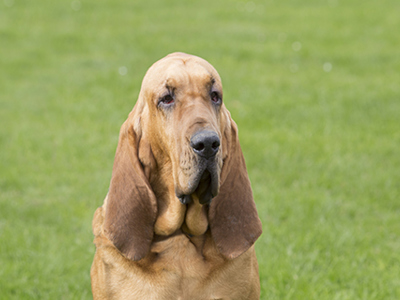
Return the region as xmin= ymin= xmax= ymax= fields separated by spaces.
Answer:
xmin=177 ymin=166 xmax=219 ymax=205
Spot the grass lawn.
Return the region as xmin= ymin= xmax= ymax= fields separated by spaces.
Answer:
xmin=1 ymin=0 xmax=399 ymax=298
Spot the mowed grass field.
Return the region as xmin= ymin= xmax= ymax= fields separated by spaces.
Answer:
xmin=1 ymin=0 xmax=399 ymax=298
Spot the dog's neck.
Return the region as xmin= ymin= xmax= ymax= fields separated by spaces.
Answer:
xmin=149 ymin=159 xmax=210 ymax=238
xmin=153 ymin=187 xmax=209 ymax=238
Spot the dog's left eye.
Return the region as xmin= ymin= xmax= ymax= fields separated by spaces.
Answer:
xmin=211 ymin=91 xmax=222 ymax=104
xmin=159 ymin=94 xmax=174 ymax=106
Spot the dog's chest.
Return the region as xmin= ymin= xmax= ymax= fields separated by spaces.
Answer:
xmin=118 ymin=233 xmax=231 ymax=299
xmin=147 ymin=232 xmax=222 ymax=276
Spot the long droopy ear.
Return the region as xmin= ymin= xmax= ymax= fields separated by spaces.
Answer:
xmin=103 ymin=107 xmax=157 ymax=261
xmin=209 ymin=113 xmax=262 ymax=259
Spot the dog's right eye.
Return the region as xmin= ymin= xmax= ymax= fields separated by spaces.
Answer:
xmin=159 ymin=94 xmax=174 ymax=106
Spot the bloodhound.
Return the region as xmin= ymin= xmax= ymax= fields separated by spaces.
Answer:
xmin=91 ymin=53 xmax=263 ymax=300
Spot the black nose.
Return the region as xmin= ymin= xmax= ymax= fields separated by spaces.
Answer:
xmin=190 ymin=130 xmax=220 ymax=158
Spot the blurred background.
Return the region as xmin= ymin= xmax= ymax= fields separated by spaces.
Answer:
xmin=1 ymin=0 xmax=399 ymax=298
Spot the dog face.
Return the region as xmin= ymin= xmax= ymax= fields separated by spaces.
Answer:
xmin=140 ymin=53 xmax=227 ymax=205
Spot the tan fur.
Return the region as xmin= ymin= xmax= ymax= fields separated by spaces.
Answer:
xmin=91 ymin=53 xmax=262 ymax=299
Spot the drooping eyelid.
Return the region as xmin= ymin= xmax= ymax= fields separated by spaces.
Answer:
xmin=210 ymin=77 xmax=223 ymax=98
xmin=159 ymin=90 xmax=172 ymax=100
xmin=211 ymin=89 xmax=222 ymax=98
xmin=210 ymin=88 xmax=223 ymax=104
xmin=157 ymin=85 xmax=175 ymax=105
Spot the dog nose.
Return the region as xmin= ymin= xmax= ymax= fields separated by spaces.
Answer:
xmin=190 ymin=130 xmax=220 ymax=158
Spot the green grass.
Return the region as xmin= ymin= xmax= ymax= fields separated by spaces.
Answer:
xmin=1 ymin=0 xmax=399 ymax=298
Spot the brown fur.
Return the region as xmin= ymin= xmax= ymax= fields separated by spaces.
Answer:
xmin=91 ymin=53 xmax=262 ymax=299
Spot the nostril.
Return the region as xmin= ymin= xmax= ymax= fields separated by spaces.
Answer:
xmin=212 ymin=141 xmax=220 ymax=150
xmin=194 ymin=142 xmax=205 ymax=152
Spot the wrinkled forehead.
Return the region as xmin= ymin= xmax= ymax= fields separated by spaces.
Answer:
xmin=141 ymin=54 xmax=222 ymax=95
